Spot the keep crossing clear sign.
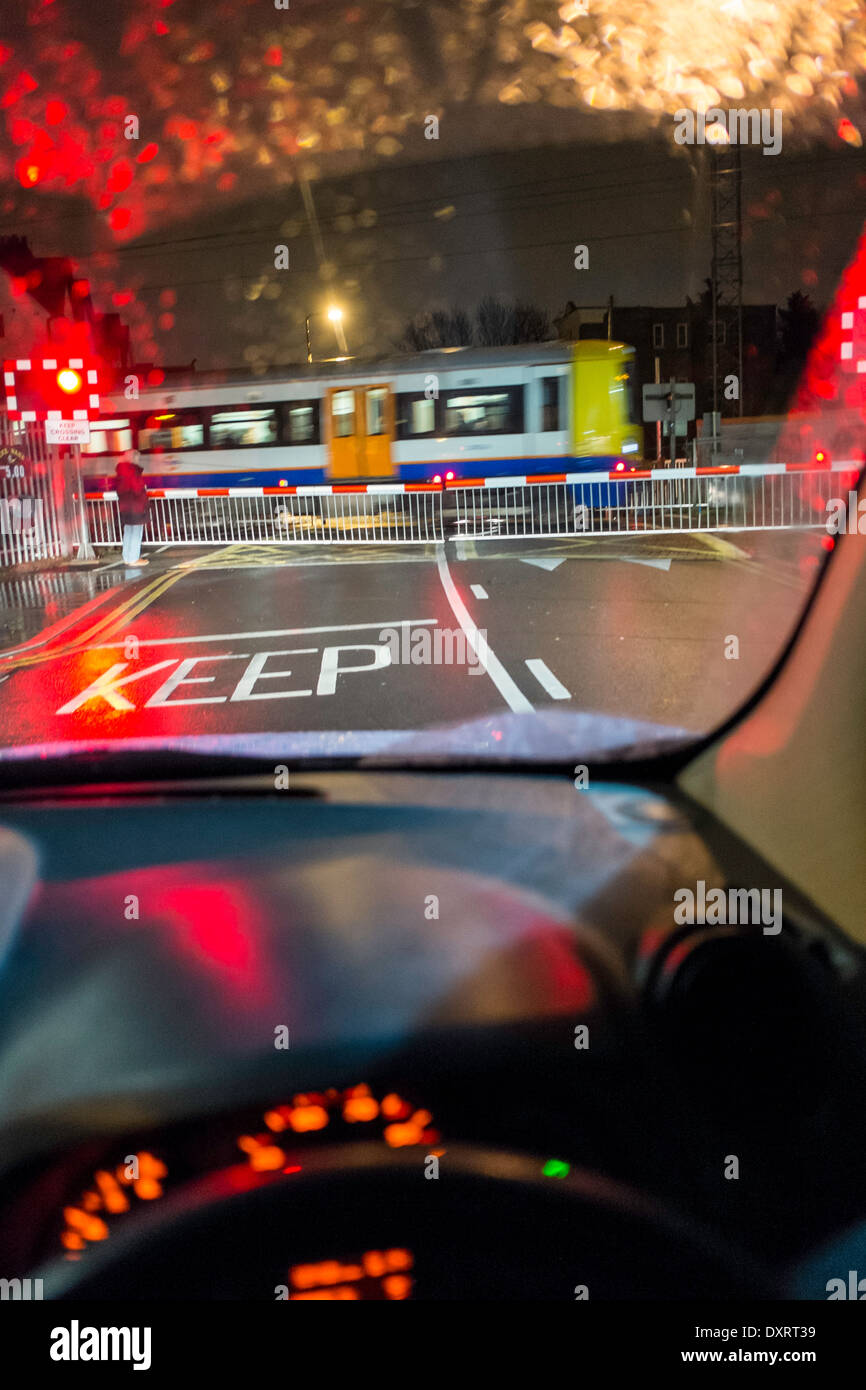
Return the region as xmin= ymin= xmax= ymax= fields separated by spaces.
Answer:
xmin=45 ymin=419 xmax=91 ymax=444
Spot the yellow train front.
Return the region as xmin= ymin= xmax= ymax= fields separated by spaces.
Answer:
xmin=85 ymin=340 xmax=644 ymax=495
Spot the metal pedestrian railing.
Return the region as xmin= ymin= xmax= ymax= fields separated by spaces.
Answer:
xmin=84 ymin=461 xmax=862 ymax=550
xmin=86 ymin=483 xmax=445 ymax=547
xmin=0 ymin=415 xmax=68 ymax=567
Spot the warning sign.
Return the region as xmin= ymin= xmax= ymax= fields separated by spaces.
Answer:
xmin=45 ymin=419 xmax=91 ymax=444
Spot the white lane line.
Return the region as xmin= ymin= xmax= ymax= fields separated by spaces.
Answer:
xmin=525 ymin=658 xmax=571 ymax=701
xmin=84 ymin=618 xmax=438 ymax=651
xmin=435 ymin=544 xmax=533 ymax=714
xmin=470 ymin=583 xmax=488 ymax=600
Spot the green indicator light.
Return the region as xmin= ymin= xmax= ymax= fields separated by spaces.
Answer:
xmin=542 ymin=1159 xmax=570 ymax=1179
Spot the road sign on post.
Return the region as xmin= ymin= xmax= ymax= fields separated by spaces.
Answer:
xmin=45 ymin=419 xmax=91 ymax=444
xmin=642 ymin=381 xmax=696 ymax=424
xmin=642 ymin=380 xmax=695 ymax=465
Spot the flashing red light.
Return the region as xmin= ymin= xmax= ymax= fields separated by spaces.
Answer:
xmin=815 ymin=449 xmax=828 ymax=464
xmin=614 ymin=460 xmax=625 ymax=471
xmin=3 ymin=354 xmax=100 ymax=421
xmin=432 ymin=473 xmax=442 ymax=483
xmin=445 ymin=470 xmax=455 ymax=481
xmin=57 ymin=367 xmax=82 ymax=394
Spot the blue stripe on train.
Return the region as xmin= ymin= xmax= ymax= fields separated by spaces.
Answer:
xmin=87 ymin=456 xmax=625 ymax=490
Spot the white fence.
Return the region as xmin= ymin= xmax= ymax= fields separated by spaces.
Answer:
xmin=0 ymin=416 xmax=69 ymax=567
xmin=84 ymin=462 xmax=861 ymax=549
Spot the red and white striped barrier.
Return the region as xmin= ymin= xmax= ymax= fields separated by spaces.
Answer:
xmin=81 ymin=459 xmax=862 ymax=548
xmin=83 ymin=457 xmax=862 ymax=505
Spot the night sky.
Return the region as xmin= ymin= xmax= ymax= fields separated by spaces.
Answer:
xmin=1 ymin=0 xmax=865 ymax=367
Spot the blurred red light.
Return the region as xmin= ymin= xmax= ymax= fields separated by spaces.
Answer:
xmin=432 ymin=474 xmax=442 ymax=483
xmin=445 ymin=470 xmax=454 ymax=480
xmin=57 ymin=368 xmax=82 ymax=394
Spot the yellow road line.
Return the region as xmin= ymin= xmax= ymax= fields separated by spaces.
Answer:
xmin=0 ymin=547 xmax=236 ymax=674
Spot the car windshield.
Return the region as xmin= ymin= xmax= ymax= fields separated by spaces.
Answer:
xmin=1 ymin=0 xmax=864 ymax=769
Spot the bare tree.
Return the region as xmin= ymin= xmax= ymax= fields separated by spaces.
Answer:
xmin=400 ymin=298 xmax=551 ymax=351
xmin=476 ymin=295 xmax=515 ymax=346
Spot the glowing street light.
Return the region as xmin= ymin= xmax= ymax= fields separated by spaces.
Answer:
xmin=306 ymin=305 xmax=345 ymax=364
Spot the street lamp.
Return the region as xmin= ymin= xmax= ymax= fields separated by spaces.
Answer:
xmin=306 ymin=306 xmax=343 ymax=364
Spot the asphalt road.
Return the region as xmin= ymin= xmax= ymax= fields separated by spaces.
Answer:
xmin=0 ymin=529 xmax=825 ymax=756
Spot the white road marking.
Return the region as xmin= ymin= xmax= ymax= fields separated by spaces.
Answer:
xmin=85 ymin=618 xmax=438 ymax=651
xmin=435 ymin=544 xmax=533 ymax=714
xmin=525 ymin=658 xmax=571 ymax=701
xmin=621 ymin=556 xmax=672 ymax=571
xmin=519 ymin=556 xmax=566 ymax=571
xmin=470 ymin=584 xmax=488 ymax=599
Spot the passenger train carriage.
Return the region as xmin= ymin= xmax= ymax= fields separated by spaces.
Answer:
xmin=85 ymin=340 xmax=642 ymax=492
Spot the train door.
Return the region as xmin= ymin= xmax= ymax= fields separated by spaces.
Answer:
xmin=326 ymin=384 xmax=394 ymax=479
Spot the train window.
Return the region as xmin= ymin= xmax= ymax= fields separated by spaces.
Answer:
xmin=540 ymin=378 xmax=561 ymax=431
xmin=395 ymin=393 xmax=437 ymax=438
xmin=442 ymin=387 xmax=524 ymax=436
xmin=80 ymin=419 xmax=134 ymax=456
xmin=282 ymin=400 xmax=321 ymax=445
xmin=366 ymin=387 xmax=387 ymax=437
xmin=331 ymin=389 xmax=356 ymax=439
xmin=138 ymin=410 xmax=205 ymax=452
xmin=209 ymin=407 xmax=278 ymax=449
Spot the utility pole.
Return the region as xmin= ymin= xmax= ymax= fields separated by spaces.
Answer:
xmin=709 ymin=145 xmax=744 ymax=440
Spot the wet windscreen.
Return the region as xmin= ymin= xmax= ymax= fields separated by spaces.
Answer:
xmin=0 ymin=0 xmax=864 ymax=767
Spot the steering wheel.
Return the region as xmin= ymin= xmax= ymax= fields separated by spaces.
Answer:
xmin=39 ymin=1142 xmax=777 ymax=1300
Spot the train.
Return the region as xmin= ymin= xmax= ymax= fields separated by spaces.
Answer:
xmin=84 ymin=340 xmax=643 ymax=491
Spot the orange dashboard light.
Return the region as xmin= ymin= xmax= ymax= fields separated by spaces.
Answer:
xmin=384 ymin=1122 xmax=423 ymax=1148
xmin=363 ymin=1250 xmax=388 ymax=1278
xmin=381 ymin=1092 xmax=409 ymax=1119
xmin=264 ymin=1109 xmax=287 ymax=1132
xmin=134 ymin=1179 xmax=163 ymax=1200
xmin=383 ymin=1274 xmax=412 ymax=1300
xmin=61 ymin=1231 xmax=85 ymax=1251
xmin=94 ymin=1170 xmax=129 ymax=1213
xmin=291 ymin=1285 xmax=359 ymax=1300
xmin=289 ymin=1104 xmax=328 ymax=1132
xmin=250 ymin=1145 xmax=286 ymax=1172
xmin=343 ymin=1096 xmax=379 ymax=1122
xmin=82 ymin=1191 xmax=102 ymax=1212
xmin=385 ymin=1248 xmax=414 ymax=1271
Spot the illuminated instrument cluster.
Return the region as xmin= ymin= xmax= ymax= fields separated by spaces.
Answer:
xmin=57 ymin=1083 xmax=440 ymax=1272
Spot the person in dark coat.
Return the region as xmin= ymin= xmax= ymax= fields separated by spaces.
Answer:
xmin=114 ymin=452 xmax=150 ymax=566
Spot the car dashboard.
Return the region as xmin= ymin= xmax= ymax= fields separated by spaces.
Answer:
xmin=0 ymin=771 xmax=864 ymax=1300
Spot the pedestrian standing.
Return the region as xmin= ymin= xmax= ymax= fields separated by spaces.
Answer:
xmin=114 ymin=451 xmax=150 ymax=567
